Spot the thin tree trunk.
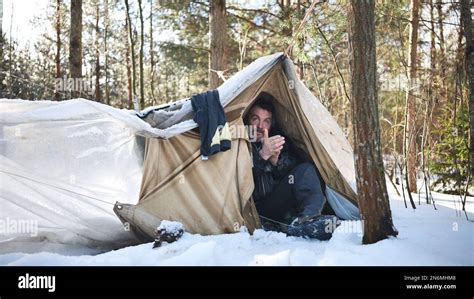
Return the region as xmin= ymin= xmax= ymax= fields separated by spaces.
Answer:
xmin=461 ymin=0 xmax=473 ymax=179
xmin=347 ymin=0 xmax=398 ymax=244
xmin=437 ymin=1 xmax=447 ymax=101
xmin=95 ymin=3 xmax=101 ymax=102
xmin=295 ymin=0 xmax=304 ymax=80
xmin=452 ymin=19 xmax=465 ymax=195
xmin=418 ymin=0 xmax=437 ymax=204
xmin=209 ymin=0 xmax=227 ymax=89
xmin=70 ymin=0 xmax=83 ymax=98
xmin=124 ymin=16 xmax=133 ymax=109
xmin=422 ymin=0 xmax=438 ymax=204
xmin=461 ymin=0 xmax=473 ymax=214
xmin=428 ymin=0 xmax=437 ymax=137
xmin=405 ymin=0 xmax=420 ymax=193
xmin=420 ymin=89 xmax=432 ymax=202
xmin=391 ymin=77 xmax=402 ymax=197
xmin=429 ymin=0 xmax=439 ymax=125
xmin=55 ymin=0 xmax=61 ymax=101
xmin=0 ymin=0 xmax=4 ymax=97
xmin=0 ymin=29 xmax=4 ymax=97
xmin=149 ymin=0 xmax=156 ymax=105
xmin=8 ymin=1 xmax=13 ymax=97
xmin=138 ymin=0 xmax=145 ymax=108
xmin=104 ymin=0 xmax=110 ymax=105
xmin=125 ymin=0 xmax=136 ymax=104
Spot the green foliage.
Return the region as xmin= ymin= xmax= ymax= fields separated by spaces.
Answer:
xmin=2 ymin=39 xmax=48 ymax=100
xmin=429 ymin=103 xmax=470 ymax=194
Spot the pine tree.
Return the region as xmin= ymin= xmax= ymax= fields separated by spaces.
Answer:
xmin=348 ymin=0 xmax=398 ymax=244
xmin=209 ymin=0 xmax=227 ymax=89
xmin=70 ymin=0 xmax=83 ymax=98
xmin=405 ymin=0 xmax=420 ymax=193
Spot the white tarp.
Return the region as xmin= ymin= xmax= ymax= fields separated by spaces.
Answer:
xmin=0 ymin=99 xmax=146 ymax=251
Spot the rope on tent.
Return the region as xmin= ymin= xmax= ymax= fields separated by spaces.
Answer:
xmin=259 ymin=215 xmax=290 ymax=228
xmin=284 ymin=0 xmax=319 ymax=57
xmin=0 ymin=169 xmax=116 ymax=206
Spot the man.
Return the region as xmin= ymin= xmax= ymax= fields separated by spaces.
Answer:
xmin=246 ymin=92 xmax=337 ymax=240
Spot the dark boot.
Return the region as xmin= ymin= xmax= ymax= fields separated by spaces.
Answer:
xmin=287 ymin=215 xmax=340 ymax=240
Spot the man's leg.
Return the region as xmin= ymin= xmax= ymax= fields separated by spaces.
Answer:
xmin=291 ymin=162 xmax=326 ymax=219
xmin=255 ymin=175 xmax=294 ymax=223
xmin=255 ymin=162 xmax=326 ymax=223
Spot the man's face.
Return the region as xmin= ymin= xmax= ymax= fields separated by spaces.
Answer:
xmin=248 ymin=106 xmax=272 ymax=142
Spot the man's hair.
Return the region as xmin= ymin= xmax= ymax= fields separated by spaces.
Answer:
xmin=252 ymin=92 xmax=275 ymax=114
xmin=245 ymin=92 xmax=276 ymax=127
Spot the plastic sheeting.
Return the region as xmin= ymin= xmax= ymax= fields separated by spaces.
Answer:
xmin=0 ymin=99 xmax=145 ymax=250
xmin=326 ymin=187 xmax=360 ymax=220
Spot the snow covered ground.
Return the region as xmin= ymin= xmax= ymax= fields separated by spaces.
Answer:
xmin=1 ymin=181 xmax=472 ymax=266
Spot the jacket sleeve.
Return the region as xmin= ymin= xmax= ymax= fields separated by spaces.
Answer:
xmin=272 ymin=145 xmax=297 ymax=179
xmin=252 ymin=147 xmax=273 ymax=173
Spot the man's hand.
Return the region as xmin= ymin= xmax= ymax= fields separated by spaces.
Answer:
xmin=259 ymin=129 xmax=285 ymax=165
xmin=269 ymin=150 xmax=281 ymax=166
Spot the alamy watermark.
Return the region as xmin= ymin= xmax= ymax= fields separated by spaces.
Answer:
xmin=18 ymin=273 xmax=56 ymax=293
xmin=54 ymin=76 xmax=94 ymax=96
xmin=324 ymin=218 xmax=364 ymax=236
xmin=0 ymin=217 xmax=38 ymax=237
xmin=215 ymin=124 xmax=258 ymax=142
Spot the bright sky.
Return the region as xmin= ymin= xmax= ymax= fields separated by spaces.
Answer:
xmin=1 ymin=0 xmax=272 ymax=52
xmin=2 ymin=0 xmax=48 ymax=49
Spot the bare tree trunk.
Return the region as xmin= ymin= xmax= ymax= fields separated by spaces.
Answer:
xmin=125 ymin=0 xmax=136 ymax=104
xmin=437 ymin=1 xmax=447 ymax=101
xmin=70 ymin=0 xmax=82 ymax=98
xmin=104 ymin=0 xmax=110 ymax=105
xmin=0 ymin=0 xmax=4 ymax=97
xmin=405 ymin=0 xmax=420 ymax=193
xmin=390 ymin=77 xmax=402 ymax=197
xmin=293 ymin=0 xmax=304 ymax=80
xmin=428 ymin=0 xmax=437 ymax=136
xmin=429 ymin=0 xmax=438 ymax=121
xmin=209 ymin=0 xmax=226 ymax=89
xmin=419 ymin=0 xmax=437 ymax=203
xmin=8 ymin=1 xmax=13 ymax=97
xmin=94 ymin=3 xmax=101 ymax=102
xmin=138 ymin=0 xmax=145 ymax=108
xmin=55 ymin=0 xmax=61 ymax=101
xmin=149 ymin=0 xmax=156 ymax=105
xmin=461 ymin=0 xmax=473 ymax=178
xmin=124 ymin=16 xmax=133 ymax=109
xmin=347 ymin=0 xmax=398 ymax=244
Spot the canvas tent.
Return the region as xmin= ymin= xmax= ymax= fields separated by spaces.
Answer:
xmin=0 ymin=53 xmax=359 ymax=250
xmin=114 ymin=52 xmax=360 ymax=241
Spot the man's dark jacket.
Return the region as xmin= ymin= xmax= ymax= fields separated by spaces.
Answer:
xmin=251 ymin=131 xmax=298 ymax=203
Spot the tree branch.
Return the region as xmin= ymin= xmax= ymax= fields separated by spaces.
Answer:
xmin=226 ymin=5 xmax=279 ymax=19
xmin=227 ymin=11 xmax=277 ymax=34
